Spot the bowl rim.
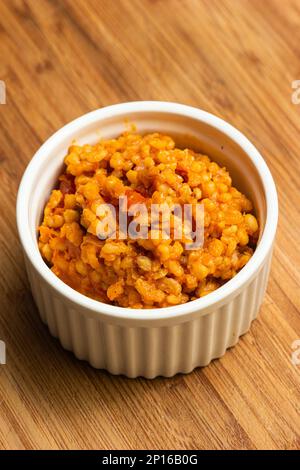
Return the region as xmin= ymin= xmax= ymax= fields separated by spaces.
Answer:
xmin=16 ymin=101 xmax=278 ymax=322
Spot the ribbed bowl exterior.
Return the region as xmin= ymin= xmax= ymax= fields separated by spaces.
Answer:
xmin=17 ymin=104 xmax=278 ymax=379
xmin=25 ymin=251 xmax=272 ymax=378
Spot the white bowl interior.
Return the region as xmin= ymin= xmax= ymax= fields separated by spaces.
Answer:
xmin=29 ymin=110 xmax=266 ymax=246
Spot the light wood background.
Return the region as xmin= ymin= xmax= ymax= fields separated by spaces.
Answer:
xmin=0 ymin=0 xmax=299 ymax=450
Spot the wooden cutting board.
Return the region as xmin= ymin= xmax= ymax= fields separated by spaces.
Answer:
xmin=0 ymin=0 xmax=299 ymax=450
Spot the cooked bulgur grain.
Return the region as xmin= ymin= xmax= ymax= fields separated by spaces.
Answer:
xmin=38 ymin=132 xmax=258 ymax=308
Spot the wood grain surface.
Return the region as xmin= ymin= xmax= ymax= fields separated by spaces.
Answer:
xmin=0 ymin=0 xmax=299 ymax=450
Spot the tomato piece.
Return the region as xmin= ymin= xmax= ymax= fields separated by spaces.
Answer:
xmin=176 ymin=165 xmax=188 ymax=182
xmin=125 ymin=189 xmax=146 ymax=208
xmin=59 ymin=174 xmax=75 ymax=194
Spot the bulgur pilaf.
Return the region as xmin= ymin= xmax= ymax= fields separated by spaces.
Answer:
xmin=38 ymin=132 xmax=259 ymax=308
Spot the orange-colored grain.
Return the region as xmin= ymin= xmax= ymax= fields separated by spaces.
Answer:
xmin=38 ymin=132 xmax=258 ymax=308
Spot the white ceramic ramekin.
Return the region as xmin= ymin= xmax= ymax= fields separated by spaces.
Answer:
xmin=16 ymin=102 xmax=278 ymax=378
